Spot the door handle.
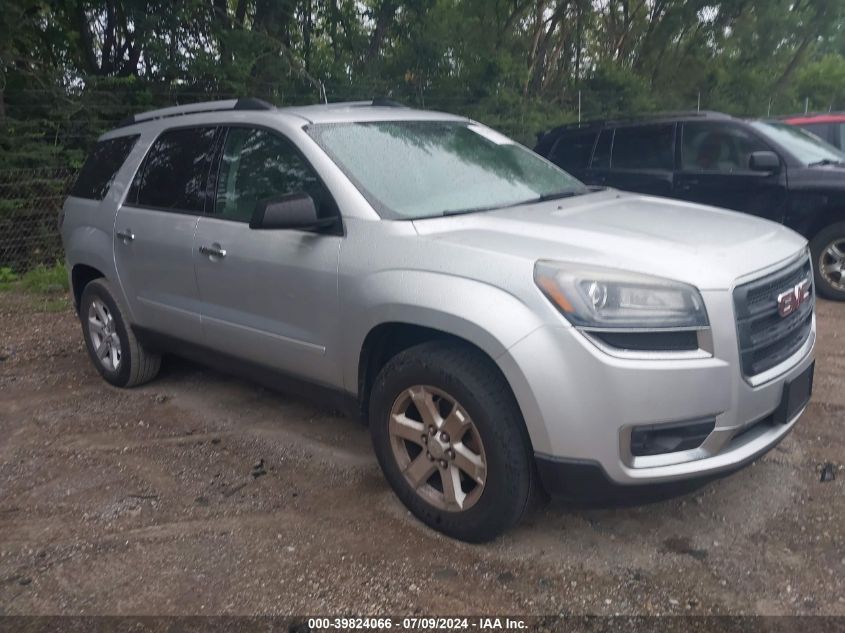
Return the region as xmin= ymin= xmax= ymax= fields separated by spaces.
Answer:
xmin=199 ymin=243 xmax=227 ymax=259
xmin=116 ymin=229 xmax=135 ymax=242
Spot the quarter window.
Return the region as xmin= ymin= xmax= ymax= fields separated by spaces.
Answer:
xmin=681 ymin=123 xmax=767 ymax=172
xmin=131 ymin=127 xmax=218 ymax=212
xmin=70 ymin=135 xmax=139 ymax=200
xmin=214 ymin=127 xmax=329 ymax=223
xmin=611 ymin=124 xmax=674 ymax=170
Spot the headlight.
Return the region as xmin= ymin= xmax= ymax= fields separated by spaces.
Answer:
xmin=534 ymin=261 xmax=708 ymax=330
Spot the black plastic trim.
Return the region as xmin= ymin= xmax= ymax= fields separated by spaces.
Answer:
xmin=133 ymin=327 xmax=360 ymax=419
xmin=629 ymin=418 xmax=716 ymax=456
xmin=535 ymin=419 xmax=794 ymax=503
xmin=536 ymin=402 xmax=798 ymax=502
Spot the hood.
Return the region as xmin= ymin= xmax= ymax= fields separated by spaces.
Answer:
xmin=411 ymin=189 xmax=807 ymax=290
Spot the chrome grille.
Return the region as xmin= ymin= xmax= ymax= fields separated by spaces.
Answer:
xmin=733 ymin=256 xmax=814 ymax=377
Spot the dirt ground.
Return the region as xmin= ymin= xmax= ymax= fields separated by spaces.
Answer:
xmin=0 ymin=289 xmax=843 ymax=617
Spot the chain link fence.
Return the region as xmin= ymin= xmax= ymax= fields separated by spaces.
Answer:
xmin=0 ymin=168 xmax=77 ymax=273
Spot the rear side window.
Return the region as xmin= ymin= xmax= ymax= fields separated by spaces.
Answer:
xmin=839 ymin=123 xmax=845 ymax=150
xmin=70 ymin=135 xmax=139 ymax=200
xmin=611 ymin=124 xmax=674 ymax=170
xmin=130 ymin=127 xmax=218 ymax=212
xmin=549 ymin=130 xmax=597 ymax=171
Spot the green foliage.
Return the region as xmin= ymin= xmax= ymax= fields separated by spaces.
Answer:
xmin=3 ymin=0 xmax=845 ymax=153
xmin=0 ymin=267 xmax=18 ymax=283
xmin=20 ymin=263 xmax=69 ymax=294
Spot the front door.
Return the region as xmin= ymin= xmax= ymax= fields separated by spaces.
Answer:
xmin=194 ymin=126 xmax=342 ymax=386
xmin=114 ymin=126 xmax=219 ymax=343
xmin=674 ymin=121 xmax=788 ymax=223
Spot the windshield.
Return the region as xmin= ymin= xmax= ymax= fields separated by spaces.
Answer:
xmin=751 ymin=121 xmax=845 ymax=166
xmin=307 ymin=120 xmax=586 ymax=219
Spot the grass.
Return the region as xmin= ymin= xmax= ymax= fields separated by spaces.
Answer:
xmin=0 ymin=263 xmax=69 ymax=294
xmin=0 ymin=263 xmax=71 ymax=313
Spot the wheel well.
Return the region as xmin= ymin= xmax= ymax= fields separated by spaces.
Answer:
xmin=71 ymin=264 xmax=104 ymax=312
xmin=357 ymin=323 xmax=494 ymax=417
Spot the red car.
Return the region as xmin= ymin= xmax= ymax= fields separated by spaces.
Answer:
xmin=783 ymin=113 xmax=845 ymax=150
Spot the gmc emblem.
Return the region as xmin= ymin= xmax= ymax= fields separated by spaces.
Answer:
xmin=777 ymin=279 xmax=812 ymax=318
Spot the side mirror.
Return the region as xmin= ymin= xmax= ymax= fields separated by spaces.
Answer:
xmin=749 ymin=151 xmax=780 ymax=172
xmin=250 ymin=192 xmax=335 ymax=231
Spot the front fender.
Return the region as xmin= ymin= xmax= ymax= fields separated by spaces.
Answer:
xmin=342 ymin=270 xmax=551 ymax=446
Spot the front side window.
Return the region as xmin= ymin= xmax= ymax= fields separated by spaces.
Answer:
xmin=131 ymin=126 xmax=218 ymax=212
xmin=611 ymin=124 xmax=674 ymax=170
xmin=213 ymin=127 xmax=327 ymax=223
xmin=307 ymin=121 xmax=585 ymax=220
xmin=71 ymin=135 xmax=139 ymax=200
xmin=682 ymin=123 xmax=768 ymax=172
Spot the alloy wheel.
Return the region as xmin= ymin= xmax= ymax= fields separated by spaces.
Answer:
xmin=87 ymin=298 xmax=122 ymax=372
xmin=388 ymin=385 xmax=487 ymax=512
xmin=819 ymin=238 xmax=845 ymax=292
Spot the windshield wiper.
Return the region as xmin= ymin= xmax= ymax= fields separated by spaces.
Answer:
xmin=808 ymin=158 xmax=845 ymax=167
xmin=439 ymin=189 xmax=585 ymax=217
xmin=538 ymin=189 xmax=585 ymax=202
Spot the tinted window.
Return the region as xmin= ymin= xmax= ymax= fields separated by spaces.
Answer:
xmin=70 ymin=135 xmax=139 ymax=200
xmin=549 ymin=130 xmax=596 ymax=171
xmin=214 ymin=127 xmax=330 ymax=222
xmin=612 ymin=124 xmax=674 ymax=170
xmin=683 ymin=123 xmax=768 ymax=171
xmin=837 ymin=123 xmax=845 ymax=150
xmin=131 ymin=127 xmax=218 ymax=212
xmin=592 ymin=129 xmax=612 ymax=168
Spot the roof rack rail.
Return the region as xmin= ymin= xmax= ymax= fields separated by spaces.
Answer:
xmin=117 ymin=98 xmax=274 ymax=128
xmin=545 ymin=110 xmax=732 ymax=135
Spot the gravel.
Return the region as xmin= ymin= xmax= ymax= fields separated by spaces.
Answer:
xmin=0 ymin=290 xmax=843 ymax=616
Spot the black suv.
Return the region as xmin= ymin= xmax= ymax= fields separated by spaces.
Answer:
xmin=535 ymin=112 xmax=845 ymax=299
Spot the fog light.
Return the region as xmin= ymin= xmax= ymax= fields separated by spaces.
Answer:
xmin=630 ymin=418 xmax=715 ymax=457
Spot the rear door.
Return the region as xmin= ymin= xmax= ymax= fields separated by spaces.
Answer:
xmin=114 ymin=126 xmax=219 ymax=343
xmin=193 ymin=125 xmax=342 ymax=385
xmin=674 ymin=121 xmax=788 ymax=223
xmin=596 ymin=123 xmax=676 ymax=197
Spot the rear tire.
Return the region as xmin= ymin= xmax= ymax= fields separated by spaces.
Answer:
xmin=80 ymin=279 xmax=161 ymax=387
xmin=810 ymin=222 xmax=845 ymax=301
xmin=369 ymin=341 xmax=534 ymax=542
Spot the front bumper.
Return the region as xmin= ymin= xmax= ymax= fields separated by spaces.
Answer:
xmin=498 ymin=289 xmax=816 ymax=488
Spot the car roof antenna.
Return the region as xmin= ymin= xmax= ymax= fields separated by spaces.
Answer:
xmin=319 ymin=81 xmax=328 ymax=105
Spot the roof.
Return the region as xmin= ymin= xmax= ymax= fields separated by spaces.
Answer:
xmin=281 ymin=101 xmax=467 ymax=124
xmin=539 ymin=110 xmax=734 ymax=141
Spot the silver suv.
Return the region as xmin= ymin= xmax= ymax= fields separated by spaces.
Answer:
xmin=60 ymin=99 xmax=816 ymax=541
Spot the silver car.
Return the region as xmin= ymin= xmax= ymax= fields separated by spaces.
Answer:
xmin=60 ymin=99 xmax=816 ymax=541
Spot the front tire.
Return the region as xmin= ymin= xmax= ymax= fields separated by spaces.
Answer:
xmin=80 ymin=278 xmax=161 ymax=387
xmin=810 ymin=222 xmax=845 ymax=301
xmin=369 ymin=341 xmax=534 ymax=542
